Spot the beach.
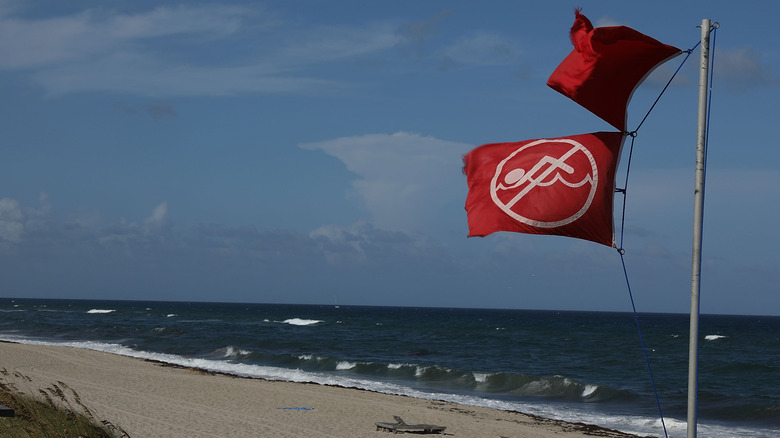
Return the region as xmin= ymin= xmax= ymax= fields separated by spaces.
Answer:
xmin=0 ymin=341 xmax=642 ymax=438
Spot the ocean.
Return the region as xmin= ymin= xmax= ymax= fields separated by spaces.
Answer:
xmin=0 ymin=298 xmax=777 ymax=437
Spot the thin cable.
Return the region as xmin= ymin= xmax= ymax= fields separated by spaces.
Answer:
xmin=613 ymin=38 xmax=705 ymax=438
xmin=617 ymin=47 xmax=696 ymax=251
xmin=617 ymin=133 xmax=636 ymax=251
xmin=620 ymin=252 xmax=669 ymax=438
xmin=633 ymin=48 xmax=696 ymax=133
xmin=703 ymin=23 xmax=718 ymax=204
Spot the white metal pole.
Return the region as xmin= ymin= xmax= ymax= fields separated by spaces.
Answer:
xmin=687 ymin=18 xmax=711 ymax=438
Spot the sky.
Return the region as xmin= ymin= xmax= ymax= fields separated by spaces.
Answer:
xmin=1 ymin=0 xmax=778 ymax=315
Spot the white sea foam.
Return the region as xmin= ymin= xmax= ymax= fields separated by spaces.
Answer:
xmin=282 ymin=318 xmax=323 ymax=326
xmin=473 ymin=372 xmax=489 ymax=383
xmin=582 ymin=384 xmax=598 ymax=398
xmin=336 ymin=361 xmax=356 ymax=370
xmin=705 ymin=334 xmax=726 ymax=341
xmin=87 ymin=309 xmax=115 ymax=314
xmin=222 ymin=346 xmax=251 ymax=358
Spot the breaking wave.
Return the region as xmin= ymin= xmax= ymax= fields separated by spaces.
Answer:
xmin=282 ymin=318 xmax=323 ymax=326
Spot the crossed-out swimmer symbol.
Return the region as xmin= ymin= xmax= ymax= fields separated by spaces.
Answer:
xmin=490 ymin=138 xmax=598 ymax=228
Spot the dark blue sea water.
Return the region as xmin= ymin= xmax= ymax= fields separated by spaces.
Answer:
xmin=0 ymin=299 xmax=777 ymax=437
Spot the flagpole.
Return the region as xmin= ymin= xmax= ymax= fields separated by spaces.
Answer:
xmin=687 ymin=18 xmax=711 ymax=438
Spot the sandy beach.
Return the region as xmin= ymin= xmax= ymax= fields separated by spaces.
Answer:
xmin=0 ymin=342 xmax=644 ymax=438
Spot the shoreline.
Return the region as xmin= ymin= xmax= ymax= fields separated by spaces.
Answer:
xmin=0 ymin=341 xmax=646 ymax=437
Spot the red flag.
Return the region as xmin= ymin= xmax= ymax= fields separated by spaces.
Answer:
xmin=547 ymin=10 xmax=680 ymax=131
xmin=463 ymin=132 xmax=625 ymax=247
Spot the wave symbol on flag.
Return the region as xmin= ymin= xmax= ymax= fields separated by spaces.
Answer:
xmin=490 ymin=139 xmax=598 ymax=228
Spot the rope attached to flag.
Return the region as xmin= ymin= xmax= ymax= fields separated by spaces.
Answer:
xmin=613 ymin=24 xmax=718 ymax=438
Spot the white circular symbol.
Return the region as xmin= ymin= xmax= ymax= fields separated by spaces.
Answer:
xmin=489 ymin=138 xmax=598 ymax=228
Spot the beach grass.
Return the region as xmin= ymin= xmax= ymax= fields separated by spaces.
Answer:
xmin=0 ymin=368 xmax=128 ymax=438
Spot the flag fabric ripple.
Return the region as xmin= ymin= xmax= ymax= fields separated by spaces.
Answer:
xmin=547 ymin=9 xmax=680 ymax=131
xmin=463 ymin=132 xmax=625 ymax=247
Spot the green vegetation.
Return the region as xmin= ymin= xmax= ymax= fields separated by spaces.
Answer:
xmin=0 ymin=368 xmax=128 ymax=438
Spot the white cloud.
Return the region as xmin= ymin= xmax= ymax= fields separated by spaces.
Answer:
xmin=309 ymin=220 xmax=438 ymax=267
xmin=32 ymin=52 xmax=342 ymax=97
xmin=0 ymin=197 xmax=24 ymax=243
xmin=0 ymin=5 xmax=248 ymax=70
xmin=280 ymin=22 xmax=402 ymax=65
xmin=0 ymin=4 xmax=405 ymax=97
xmin=310 ymin=222 xmax=369 ymax=264
xmin=144 ymin=202 xmax=170 ymax=232
xmin=669 ymin=45 xmax=780 ymax=93
xmin=0 ymin=193 xmax=51 ymax=245
xmin=0 ymin=194 xmax=448 ymax=298
xmin=301 ymin=132 xmax=472 ymax=232
xmin=714 ymin=47 xmax=780 ymax=91
xmin=0 ymin=4 xmax=541 ymax=97
xmin=441 ymin=33 xmax=522 ymax=67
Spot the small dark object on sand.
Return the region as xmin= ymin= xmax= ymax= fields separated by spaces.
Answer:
xmin=375 ymin=416 xmax=446 ymax=434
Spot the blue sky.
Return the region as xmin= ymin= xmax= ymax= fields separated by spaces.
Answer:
xmin=1 ymin=0 xmax=778 ymax=315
